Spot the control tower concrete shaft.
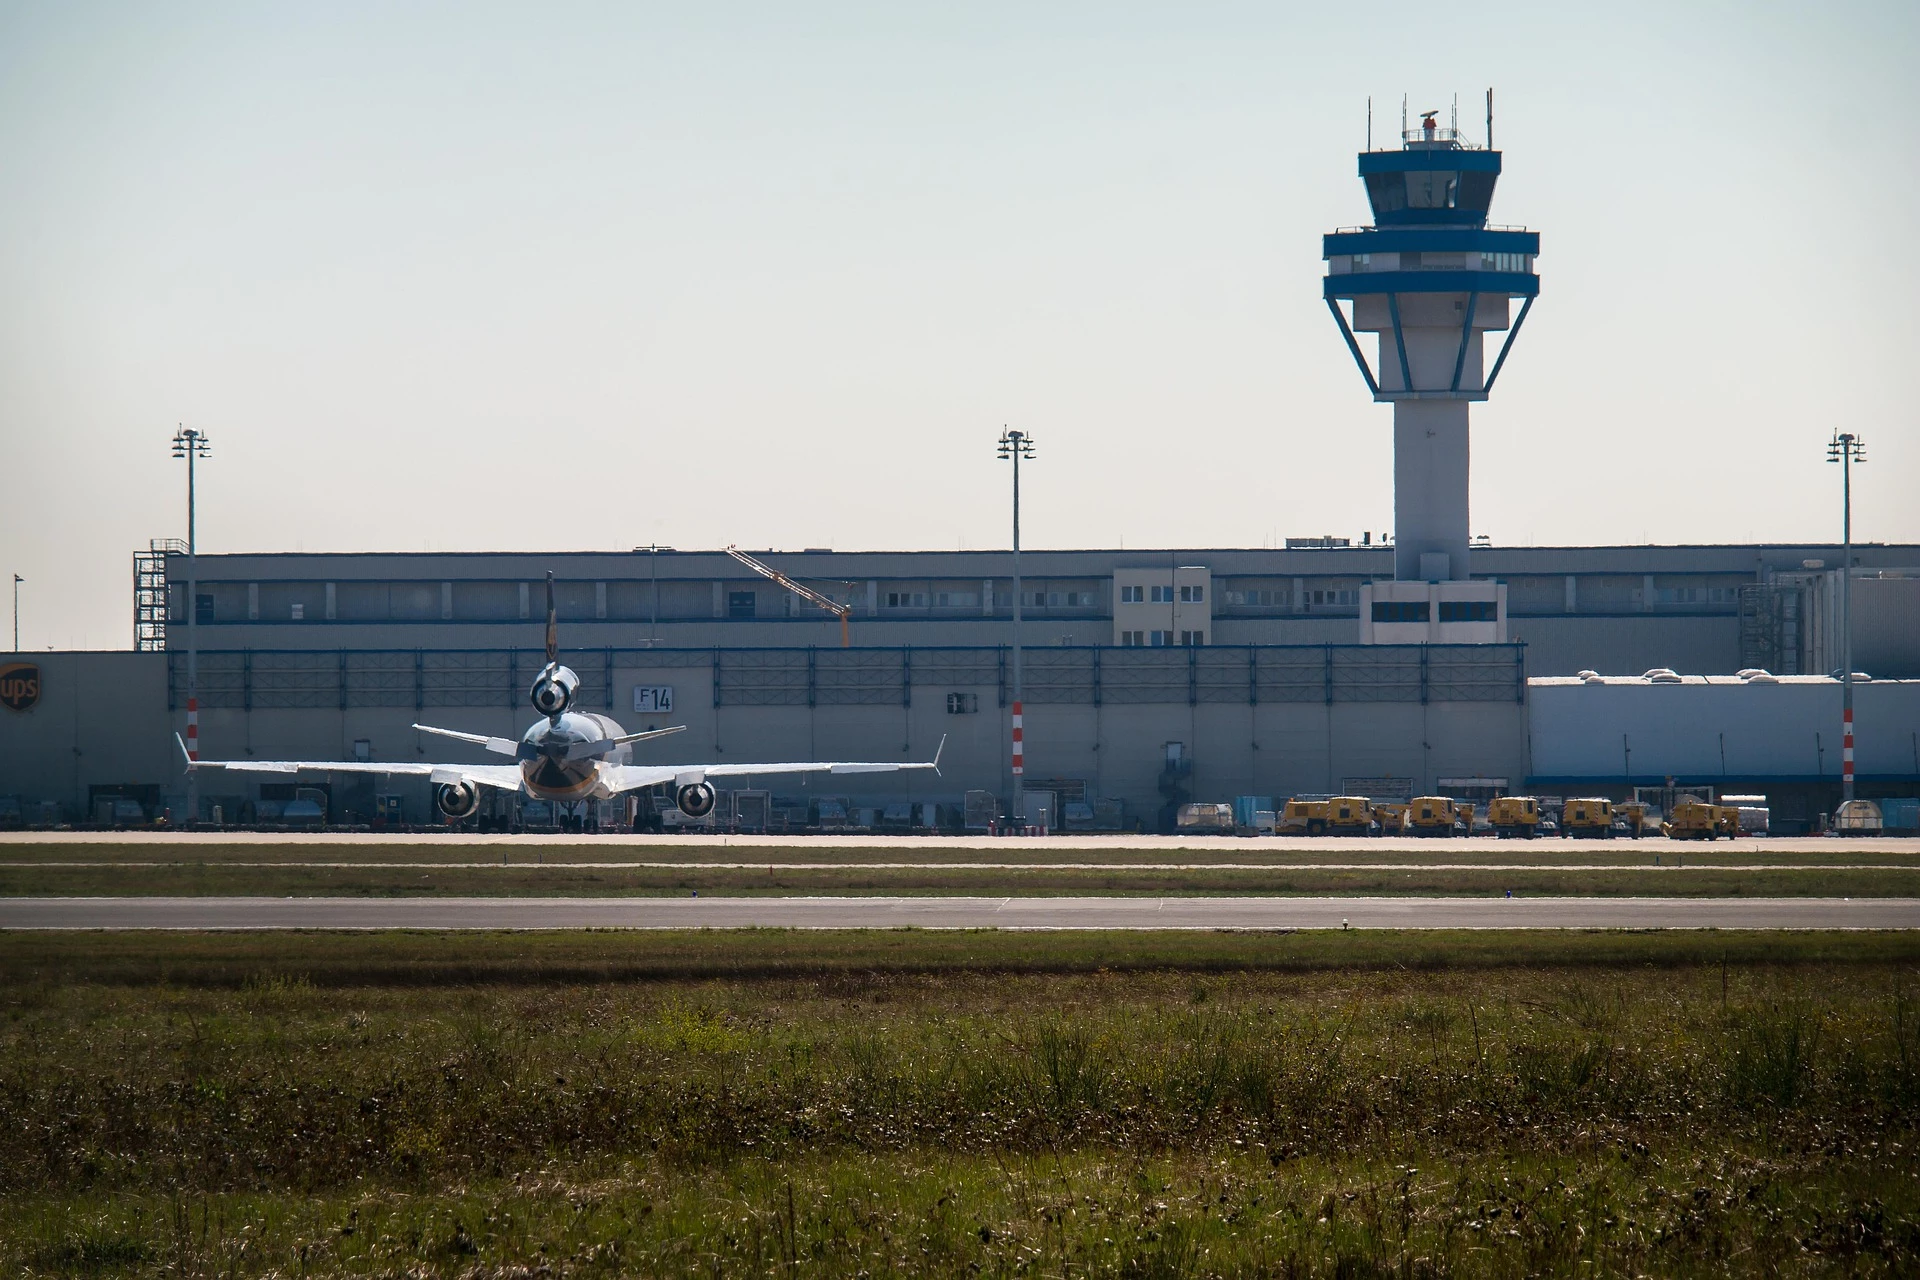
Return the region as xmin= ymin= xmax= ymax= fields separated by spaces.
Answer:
xmin=1323 ymin=105 xmax=1539 ymax=584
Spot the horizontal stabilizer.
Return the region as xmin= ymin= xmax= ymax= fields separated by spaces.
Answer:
xmin=412 ymin=723 xmax=520 ymax=756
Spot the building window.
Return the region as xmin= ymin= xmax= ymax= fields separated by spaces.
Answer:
xmin=934 ymin=591 xmax=979 ymax=608
xmin=1181 ymin=630 xmax=1205 ymax=646
xmin=1437 ymin=601 xmax=1496 ymax=622
xmin=1481 ymin=251 xmax=1530 ymax=272
xmin=728 ymin=591 xmax=756 ymax=619
xmin=945 ymin=693 xmax=978 ymax=714
xmin=1150 ymin=585 xmax=1175 ymax=604
xmin=194 ymin=594 xmax=214 ymax=624
xmin=1149 ymin=630 xmax=1172 ymax=647
xmin=1372 ymin=601 xmax=1431 ymax=623
xmin=1225 ymin=588 xmax=1285 ymax=607
xmin=1180 ymin=585 xmax=1204 ymax=604
xmin=1119 ymin=630 xmax=1144 ymax=647
xmin=885 ymin=591 xmax=929 ymax=608
xmin=290 ymin=603 xmax=304 ymax=621
xmin=1120 ymin=585 xmax=1144 ymax=604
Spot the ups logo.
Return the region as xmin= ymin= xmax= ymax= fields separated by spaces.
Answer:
xmin=0 ymin=662 xmax=40 ymax=712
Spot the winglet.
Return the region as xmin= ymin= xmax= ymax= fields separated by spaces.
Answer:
xmin=174 ymin=732 xmax=198 ymax=770
xmin=932 ymin=733 xmax=946 ymax=775
xmin=544 ymin=570 xmax=558 ymax=664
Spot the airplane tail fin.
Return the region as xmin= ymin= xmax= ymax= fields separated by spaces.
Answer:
xmin=174 ymin=733 xmax=200 ymax=770
xmin=544 ymin=570 xmax=558 ymax=664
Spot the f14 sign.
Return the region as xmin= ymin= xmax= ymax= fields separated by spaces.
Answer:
xmin=632 ymin=685 xmax=674 ymax=714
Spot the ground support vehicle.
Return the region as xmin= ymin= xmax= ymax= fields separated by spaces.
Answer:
xmin=1713 ymin=805 xmax=1742 ymax=839
xmin=1373 ymin=802 xmax=1409 ymax=835
xmin=1660 ymin=799 xmax=1720 ymax=840
xmin=1407 ymin=796 xmax=1460 ymax=837
xmin=1832 ymin=800 xmax=1884 ymax=836
xmin=1176 ymin=803 xmax=1236 ymax=834
xmin=1561 ymin=798 xmax=1615 ymax=838
xmin=1278 ymin=799 xmax=1331 ymax=835
xmin=1615 ymin=801 xmax=1650 ymax=839
xmin=1486 ymin=795 xmax=1541 ymax=839
xmin=1326 ymin=796 xmax=1375 ymax=835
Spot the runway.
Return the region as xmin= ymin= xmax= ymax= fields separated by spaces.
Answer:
xmin=4 ymin=895 xmax=1916 ymax=930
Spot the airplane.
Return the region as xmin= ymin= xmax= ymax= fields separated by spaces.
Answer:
xmin=179 ymin=572 xmax=943 ymax=822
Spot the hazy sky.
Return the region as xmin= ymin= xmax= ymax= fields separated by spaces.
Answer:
xmin=3 ymin=1 xmax=1915 ymax=649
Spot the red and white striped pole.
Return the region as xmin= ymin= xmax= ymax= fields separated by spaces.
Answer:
xmin=1010 ymin=700 xmax=1024 ymax=778
xmin=185 ymin=695 xmax=199 ymax=762
xmin=1842 ymin=705 xmax=1854 ymax=793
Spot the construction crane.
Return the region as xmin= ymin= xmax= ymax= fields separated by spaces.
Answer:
xmin=724 ymin=546 xmax=854 ymax=647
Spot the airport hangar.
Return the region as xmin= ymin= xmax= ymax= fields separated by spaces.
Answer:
xmin=2 ymin=540 xmax=1917 ymax=832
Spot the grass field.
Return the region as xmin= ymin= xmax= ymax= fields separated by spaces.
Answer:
xmin=2 ymin=930 xmax=1916 ymax=1276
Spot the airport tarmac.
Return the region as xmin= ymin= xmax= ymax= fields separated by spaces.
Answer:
xmin=5 ymin=831 xmax=1914 ymax=854
xmin=4 ymin=895 xmax=1916 ymax=930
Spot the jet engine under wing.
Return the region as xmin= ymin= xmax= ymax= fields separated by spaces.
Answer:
xmin=606 ymin=736 xmax=945 ymax=794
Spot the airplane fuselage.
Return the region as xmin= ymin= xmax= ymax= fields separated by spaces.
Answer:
xmin=517 ymin=709 xmax=632 ymax=801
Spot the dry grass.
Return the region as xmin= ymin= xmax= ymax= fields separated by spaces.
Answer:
xmin=0 ymin=931 xmax=1916 ymax=1274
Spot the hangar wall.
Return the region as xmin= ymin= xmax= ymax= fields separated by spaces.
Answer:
xmin=1527 ymin=676 xmax=1920 ymax=784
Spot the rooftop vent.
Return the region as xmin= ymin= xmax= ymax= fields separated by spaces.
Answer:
xmin=1642 ymin=668 xmax=1682 ymax=683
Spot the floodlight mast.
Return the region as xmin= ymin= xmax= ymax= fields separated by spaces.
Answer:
xmin=171 ymin=426 xmax=211 ymax=825
xmin=997 ymin=428 xmax=1035 ymax=824
xmin=1827 ymin=431 xmax=1868 ymax=804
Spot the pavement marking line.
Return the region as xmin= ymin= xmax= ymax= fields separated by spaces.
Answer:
xmin=2 ymin=896 xmax=1917 ymax=931
xmin=1 ymin=861 xmax=1905 ymax=873
xmin=8 ymin=831 xmax=1918 ymax=855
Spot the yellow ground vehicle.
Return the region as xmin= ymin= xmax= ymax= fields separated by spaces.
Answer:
xmin=1713 ymin=805 xmax=1741 ymax=839
xmin=1455 ymin=802 xmax=1479 ymax=835
xmin=1278 ymin=799 xmax=1331 ymax=835
xmin=1660 ymin=799 xmax=1719 ymax=840
xmin=1561 ymin=797 xmax=1615 ymax=838
xmin=1372 ymin=802 xmax=1410 ymax=835
xmin=1407 ymin=795 xmax=1460 ymax=836
xmin=1615 ymin=801 xmax=1650 ymax=839
xmin=1486 ymin=795 xmax=1541 ymax=838
xmin=1326 ymin=796 xmax=1374 ymax=835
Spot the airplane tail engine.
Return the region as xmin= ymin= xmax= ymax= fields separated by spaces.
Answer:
xmin=675 ymin=781 xmax=717 ymax=818
xmin=435 ymin=780 xmax=482 ymax=820
xmin=530 ymin=664 xmax=580 ymax=717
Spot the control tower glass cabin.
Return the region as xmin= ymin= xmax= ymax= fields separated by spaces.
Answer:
xmin=1324 ymin=111 xmax=1539 ymax=601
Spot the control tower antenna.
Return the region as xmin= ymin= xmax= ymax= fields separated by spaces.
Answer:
xmin=1320 ymin=87 xmax=1539 ymax=642
xmin=1485 ymin=88 xmax=1493 ymax=149
xmin=1367 ymin=96 xmax=1372 ymax=151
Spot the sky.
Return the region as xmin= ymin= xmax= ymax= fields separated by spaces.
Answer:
xmin=2 ymin=0 xmax=1916 ymax=650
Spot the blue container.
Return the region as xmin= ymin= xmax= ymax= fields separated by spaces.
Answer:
xmin=1234 ymin=796 xmax=1276 ymax=828
xmin=1881 ymin=798 xmax=1920 ymax=834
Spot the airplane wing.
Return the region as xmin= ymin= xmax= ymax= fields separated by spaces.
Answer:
xmin=176 ymin=736 xmax=523 ymax=791
xmin=605 ymin=736 xmax=945 ymax=794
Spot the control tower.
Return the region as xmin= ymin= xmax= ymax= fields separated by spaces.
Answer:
xmin=1324 ymin=98 xmax=1539 ymax=643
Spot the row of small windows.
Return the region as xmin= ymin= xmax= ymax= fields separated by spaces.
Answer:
xmin=1332 ymin=250 xmax=1533 ymax=274
xmin=1118 ymin=630 xmax=1206 ymax=647
xmin=1119 ymin=585 xmax=1205 ymax=604
xmin=1370 ymin=600 xmax=1499 ymax=623
xmin=1655 ymin=586 xmax=1739 ymax=605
